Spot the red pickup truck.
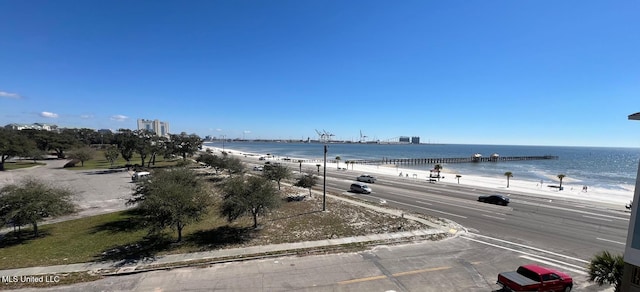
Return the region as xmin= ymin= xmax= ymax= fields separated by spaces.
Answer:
xmin=497 ymin=264 xmax=573 ymax=291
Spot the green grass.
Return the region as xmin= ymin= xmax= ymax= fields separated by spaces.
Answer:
xmin=0 ymin=185 xmax=431 ymax=270
xmin=1 ymin=161 xmax=46 ymax=171
xmin=69 ymin=150 xmax=180 ymax=170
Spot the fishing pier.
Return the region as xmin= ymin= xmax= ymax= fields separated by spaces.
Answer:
xmin=342 ymin=154 xmax=558 ymax=165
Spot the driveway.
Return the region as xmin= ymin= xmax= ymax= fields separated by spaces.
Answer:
xmin=0 ymin=160 xmax=135 ymax=223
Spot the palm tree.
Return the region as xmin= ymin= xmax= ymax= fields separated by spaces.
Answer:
xmin=588 ymin=250 xmax=624 ymax=292
xmin=335 ymin=156 xmax=341 ymax=169
xmin=504 ymin=172 xmax=513 ymax=188
xmin=455 ymin=174 xmax=462 ymax=184
xmin=557 ymin=174 xmax=566 ymax=190
xmin=434 ymin=164 xmax=443 ymax=181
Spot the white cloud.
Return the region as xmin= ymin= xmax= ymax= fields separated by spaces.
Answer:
xmin=0 ymin=91 xmax=23 ymax=99
xmin=40 ymin=111 xmax=59 ymax=118
xmin=80 ymin=114 xmax=94 ymax=119
xmin=216 ymin=128 xmax=223 ymax=132
xmin=244 ymin=130 xmax=251 ymax=134
xmin=110 ymin=114 xmax=128 ymax=122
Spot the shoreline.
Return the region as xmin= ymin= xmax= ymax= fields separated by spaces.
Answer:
xmin=203 ymin=146 xmax=635 ymax=207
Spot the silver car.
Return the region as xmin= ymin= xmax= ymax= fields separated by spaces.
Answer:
xmin=350 ymin=183 xmax=372 ymax=194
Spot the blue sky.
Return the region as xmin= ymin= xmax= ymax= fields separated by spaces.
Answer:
xmin=1 ymin=1 xmax=639 ymax=147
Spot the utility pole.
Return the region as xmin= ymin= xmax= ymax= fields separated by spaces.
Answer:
xmin=323 ymin=144 xmax=327 ymax=211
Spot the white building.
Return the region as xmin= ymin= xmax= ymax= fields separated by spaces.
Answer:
xmin=4 ymin=123 xmax=57 ymax=131
xmin=137 ymin=119 xmax=170 ymax=137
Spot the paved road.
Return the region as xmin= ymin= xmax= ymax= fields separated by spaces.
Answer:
xmin=15 ymin=236 xmax=607 ymax=291
xmin=255 ymin=157 xmax=629 ymax=276
xmin=323 ymin=168 xmax=628 ymax=262
xmin=0 ymin=160 xmax=134 ymax=225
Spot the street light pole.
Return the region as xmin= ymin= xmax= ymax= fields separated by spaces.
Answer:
xmin=323 ymin=144 xmax=327 ymax=212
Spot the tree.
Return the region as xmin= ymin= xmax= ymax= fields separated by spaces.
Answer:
xmin=588 ymin=250 xmax=624 ymax=292
xmin=52 ymin=129 xmax=81 ymax=158
xmin=557 ymin=174 xmax=566 ymax=190
xmin=434 ymin=164 xmax=443 ymax=181
xmin=104 ymin=146 xmax=120 ymax=167
xmin=169 ymin=132 xmax=203 ymax=160
xmin=0 ymin=177 xmax=76 ymax=237
xmin=335 ymin=156 xmax=341 ymax=169
xmin=504 ymin=172 xmax=513 ymax=188
xmin=68 ymin=146 xmax=96 ymax=167
xmin=221 ymin=176 xmax=280 ymax=229
xmin=196 ymin=153 xmax=225 ymax=174
xmin=147 ymin=135 xmax=168 ymax=167
xmin=115 ymin=129 xmax=137 ymax=163
xmin=133 ymin=130 xmax=154 ymax=167
xmin=294 ymin=173 xmax=317 ymax=197
xmin=27 ymin=148 xmax=47 ymax=163
xmin=0 ymin=129 xmax=34 ymax=171
xmin=127 ymin=167 xmax=211 ymax=242
xmin=224 ymin=157 xmax=245 ymax=176
xmin=263 ymin=164 xmax=291 ymax=190
xmin=455 ymin=174 xmax=462 ymax=184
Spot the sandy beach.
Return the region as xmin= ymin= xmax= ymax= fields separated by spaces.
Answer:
xmin=204 ymin=146 xmax=636 ymax=208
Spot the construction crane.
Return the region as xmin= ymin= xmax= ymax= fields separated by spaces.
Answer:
xmin=323 ymin=129 xmax=334 ymax=142
xmin=315 ymin=129 xmax=326 ymax=142
xmin=359 ymin=130 xmax=368 ymax=143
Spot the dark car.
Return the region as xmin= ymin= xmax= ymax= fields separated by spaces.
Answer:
xmin=478 ymin=194 xmax=510 ymax=206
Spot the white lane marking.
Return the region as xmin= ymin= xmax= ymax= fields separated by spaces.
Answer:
xmin=596 ymin=237 xmax=626 ymax=245
xmin=482 ymin=214 xmax=505 ymax=220
xmin=415 ymin=200 xmax=433 ymax=206
xmin=583 ymin=215 xmax=612 ymax=222
xmin=358 ymin=195 xmax=468 ymax=218
xmin=462 ymin=237 xmax=588 ymax=275
xmin=520 ymin=255 xmax=588 ymax=276
xmin=516 ymin=200 xmax=629 ymax=221
xmin=467 ymin=233 xmax=589 ymax=264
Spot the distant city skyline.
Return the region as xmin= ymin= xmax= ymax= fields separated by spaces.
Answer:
xmin=1 ymin=1 xmax=639 ymax=147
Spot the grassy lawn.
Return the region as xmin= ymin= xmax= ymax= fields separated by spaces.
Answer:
xmin=0 ymin=186 xmax=431 ymax=270
xmin=69 ymin=150 xmax=180 ymax=170
xmin=2 ymin=161 xmax=46 ymax=171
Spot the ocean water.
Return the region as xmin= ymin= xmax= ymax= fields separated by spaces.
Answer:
xmin=204 ymin=141 xmax=640 ymax=191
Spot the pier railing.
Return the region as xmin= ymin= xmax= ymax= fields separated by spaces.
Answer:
xmin=327 ymin=155 xmax=558 ymax=165
xmin=276 ymin=155 xmax=558 ymax=166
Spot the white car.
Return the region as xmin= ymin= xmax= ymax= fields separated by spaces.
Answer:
xmin=253 ymin=166 xmax=264 ymax=171
xmin=357 ymin=174 xmax=376 ymax=183
xmin=132 ymin=171 xmax=151 ymax=182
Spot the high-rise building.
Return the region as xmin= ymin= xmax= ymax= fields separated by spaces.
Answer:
xmin=137 ymin=119 xmax=170 ymax=137
xmin=411 ymin=136 xmax=420 ymax=144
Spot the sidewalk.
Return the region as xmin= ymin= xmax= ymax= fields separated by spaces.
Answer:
xmin=0 ymin=192 xmax=462 ymax=278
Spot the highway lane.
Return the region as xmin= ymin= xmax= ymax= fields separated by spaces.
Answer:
xmin=318 ymin=168 xmax=630 ymax=264
xmin=243 ymin=157 xmax=630 ymax=270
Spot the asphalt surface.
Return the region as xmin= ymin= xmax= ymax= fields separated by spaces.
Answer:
xmin=0 ymin=159 xmax=134 ymax=222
